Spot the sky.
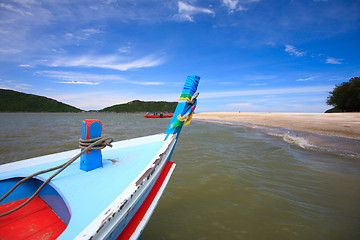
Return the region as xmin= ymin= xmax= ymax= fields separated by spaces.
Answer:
xmin=0 ymin=0 xmax=359 ymax=112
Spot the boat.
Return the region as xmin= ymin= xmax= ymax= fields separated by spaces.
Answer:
xmin=0 ymin=75 xmax=200 ymax=240
xmin=144 ymin=113 xmax=173 ymax=118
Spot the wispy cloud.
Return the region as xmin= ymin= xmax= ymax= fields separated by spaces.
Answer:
xmin=64 ymin=28 xmax=103 ymax=41
xmin=0 ymin=48 xmax=22 ymax=54
xmin=57 ymin=81 xmax=99 ymax=85
xmin=14 ymin=83 xmax=32 ymax=90
xmin=248 ymin=83 xmax=267 ymax=86
xmin=228 ymin=102 xmax=252 ymax=107
xmin=18 ymin=64 xmax=32 ymax=68
xmin=284 ymin=44 xmax=306 ymax=57
xmin=222 ymin=0 xmax=247 ymax=13
xmin=0 ymin=79 xmax=32 ymax=90
xmin=175 ymin=1 xmax=214 ymax=22
xmin=47 ymin=54 xmax=165 ymax=71
xmin=296 ymin=77 xmax=315 ymax=81
xmin=0 ymin=3 xmax=33 ymax=16
xmin=118 ymin=44 xmax=132 ymax=54
xmin=37 ymin=71 xmax=164 ymax=86
xmin=325 ymin=57 xmax=343 ymax=64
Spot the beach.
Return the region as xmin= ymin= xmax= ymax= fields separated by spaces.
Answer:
xmin=193 ymin=112 xmax=360 ymax=140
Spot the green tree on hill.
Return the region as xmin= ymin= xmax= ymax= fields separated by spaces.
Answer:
xmin=100 ymin=100 xmax=177 ymax=112
xmin=326 ymin=77 xmax=360 ymax=112
xmin=0 ymin=89 xmax=82 ymax=112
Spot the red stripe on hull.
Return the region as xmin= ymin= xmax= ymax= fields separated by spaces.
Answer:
xmin=0 ymin=196 xmax=67 ymax=240
xmin=117 ymin=161 xmax=175 ymax=240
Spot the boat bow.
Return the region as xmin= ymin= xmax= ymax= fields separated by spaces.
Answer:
xmin=0 ymin=75 xmax=200 ymax=240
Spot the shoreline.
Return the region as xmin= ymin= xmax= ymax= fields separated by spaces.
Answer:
xmin=193 ymin=112 xmax=360 ymax=141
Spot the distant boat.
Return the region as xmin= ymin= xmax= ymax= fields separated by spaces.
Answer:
xmin=144 ymin=113 xmax=173 ymax=118
xmin=0 ymin=75 xmax=200 ymax=240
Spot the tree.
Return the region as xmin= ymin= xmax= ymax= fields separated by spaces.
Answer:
xmin=326 ymin=77 xmax=360 ymax=112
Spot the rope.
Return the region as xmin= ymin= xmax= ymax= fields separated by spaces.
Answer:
xmin=171 ymin=92 xmax=199 ymax=129
xmin=0 ymin=136 xmax=113 ymax=217
xmin=188 ymin=92 xmax=199 ymax=104
xmin=79 ymin=136 xmax=113 ymax=150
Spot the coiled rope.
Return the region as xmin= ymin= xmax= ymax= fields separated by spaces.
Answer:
xmin=0 ymin=136 xmax=113 ymax=217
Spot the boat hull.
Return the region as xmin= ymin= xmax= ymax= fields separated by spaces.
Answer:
xmin=0 ymin=75 xmax=200 ymax=240
xmin=116 ymin=161 xmax=175 ymax=240
xmin=144 ymin=114 xmax=173 ymax=118
xmin=0 ymin=133 xmax=178 ymax=240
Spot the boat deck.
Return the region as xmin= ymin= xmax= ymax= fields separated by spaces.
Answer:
xmin=0 ymin=196 xmax=67 ymax=240
xmin=0 ymin=133 xmax=168 ymax=239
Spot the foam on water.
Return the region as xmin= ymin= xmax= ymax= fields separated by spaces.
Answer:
xmin=253 ymin=125 xmax=360 ymax=159
xmin=267 ymin=130 xmax=315 ymax=149
xmin=198 ymin=119 xmax=360 ymax=159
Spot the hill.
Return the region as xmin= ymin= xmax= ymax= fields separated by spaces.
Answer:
xmin=0 ymin=89 xmax=82 ymax=112
xmin=100 ymin=100 xmax=177 ymax=113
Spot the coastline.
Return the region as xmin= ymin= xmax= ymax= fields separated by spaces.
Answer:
xmin=193 ymin=112 xmax=360 ymax=141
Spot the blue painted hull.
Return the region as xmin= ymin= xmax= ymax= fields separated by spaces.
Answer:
xmin=0 ymin=75 xmax=200 ymax=240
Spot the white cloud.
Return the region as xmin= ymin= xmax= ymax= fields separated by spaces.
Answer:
xmin=18 ymin=64 xmax=32 ymax=68
xmin=57 ymin=81 xmax=100 ymax=85
xmin=222 ymin=0 xmax=247 ymax=13
xmin=325 ymin=57 xmax=343 ymax=64
xmin=137 ymin=81 xmax=164 ymax=86
xmin=284 ymin=44 xmax=306 ymax=57
xmin=0 ymin=3 xmax=33 ymax=16
xmin=0 ymin=79 xmax=32 ymax=90
xmin=118 ymin=47 xmax=131 ymax=53
xmin=228 ymin=102 xmax=252 ymax=107
xmin=37 ymin=70 xmax=165 ymax=86
xmin=248 ymin=83 xmax=267 ymax=86
xmin=14 ymin=83 xmax=32 ymax=90
xmin=0 ymin=48 xmax=22 ymax=54
xmin=64 ymin=28 xmax=103 ymax=41
xmin=296 ymin=77 xmax=315 ymax=81
xmin=176 ymin=1 xmax=214 ymax=22
xmin=47 ymin=54 xmax=165 ymax=71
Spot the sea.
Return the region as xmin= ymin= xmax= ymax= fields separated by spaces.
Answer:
xmin=1 ymin=113 xmax=359 ymax=240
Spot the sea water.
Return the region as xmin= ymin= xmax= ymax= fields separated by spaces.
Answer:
xmin=0 ymin=113 xmax=359 ymax=240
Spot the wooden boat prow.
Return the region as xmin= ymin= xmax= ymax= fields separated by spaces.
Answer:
xmin=0 ymin=75 xmax=200 ymax=239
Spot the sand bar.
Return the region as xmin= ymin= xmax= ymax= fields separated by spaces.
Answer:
xmin=193 ymin=112 xmax=360 ymax=140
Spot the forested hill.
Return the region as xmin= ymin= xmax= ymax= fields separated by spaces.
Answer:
xmin=0 ymin=89 xmax=82 ymax=112
xmin=0 ymin=89 xmax=177 ymax=113
xmin=100 ymin=100 xmax=177 ymax=113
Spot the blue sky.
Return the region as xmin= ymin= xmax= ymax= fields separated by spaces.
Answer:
xmin=0 ymin=0 xmax=359 ymax=112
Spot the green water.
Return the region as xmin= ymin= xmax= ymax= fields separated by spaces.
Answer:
xmin=1 ymin=113 xmax=359 ymax=239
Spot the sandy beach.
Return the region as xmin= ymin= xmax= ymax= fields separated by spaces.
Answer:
xmin=193 ymin=112 xmax=360 ymax=140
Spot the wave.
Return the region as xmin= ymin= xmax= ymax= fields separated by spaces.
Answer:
xmin=253 ymin=125 xmax=360 ymax=159
xmin=267 ymin=131 xmax=315 ymax=149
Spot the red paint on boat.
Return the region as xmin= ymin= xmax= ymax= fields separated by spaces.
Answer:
xmin=144 ymin=114 xmax=173 ymax=118
xmin=0 ymin=196 xmax=67 ymax=240
xmin=117 ymin=161 xmax=175 ymax=240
